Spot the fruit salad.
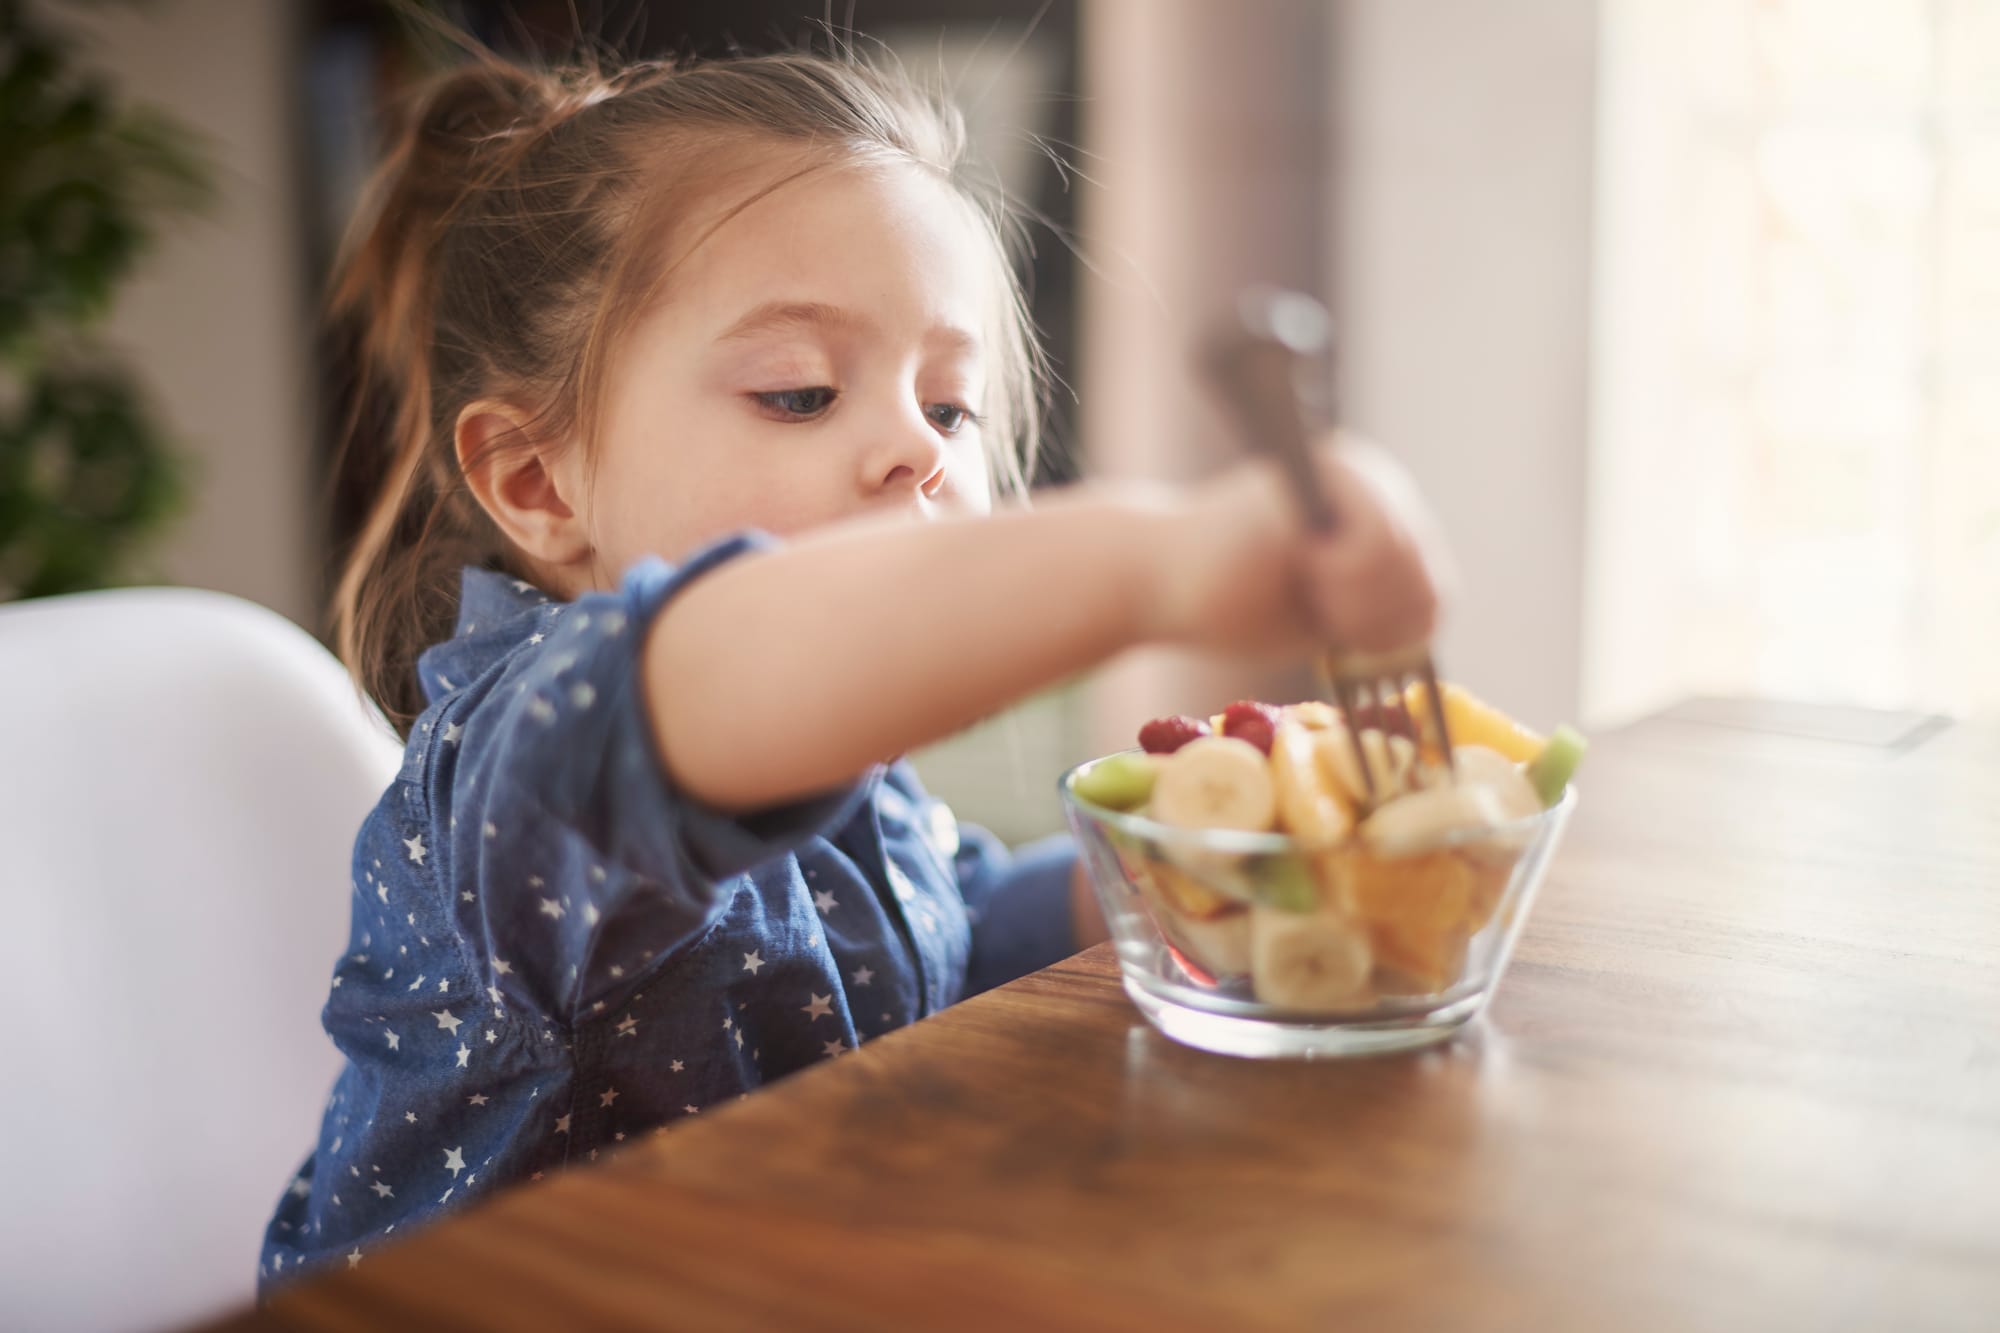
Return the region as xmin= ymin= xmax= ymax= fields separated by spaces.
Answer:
xmin=1066 ymin=683 xmax=1585 ymax=1014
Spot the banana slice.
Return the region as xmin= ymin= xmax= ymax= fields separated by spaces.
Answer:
xmin=1270 ymin=721 xmax=1354 ymax=848
xmin=1360 ymin=782 xmax=1511 ymax=855
xmin=1250 ymin=908 xmax=1373 ymax=1012
xmin=1448 ymin=744 xmax=1542 ymax=821
xmin=1161 ymin=909 xmax=1254 ymax=979
xmin=1315 ymin=723 xmax=1419 ymax=805
xmin=1285 ymin=701 xmax=1340 ymax=731
xmin=1150 ymin=735 xmax=1278 ymax=832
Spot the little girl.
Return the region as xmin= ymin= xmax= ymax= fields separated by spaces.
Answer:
xmin=261 ymin=47 xmax=1447 ymax=1287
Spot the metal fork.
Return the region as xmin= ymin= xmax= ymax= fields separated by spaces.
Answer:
xmin=1200 ymin=287 xmax=1455 ymax=807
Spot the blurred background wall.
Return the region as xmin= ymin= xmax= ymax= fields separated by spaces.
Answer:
xmin=52 ymin=0 xmax=317 ymax=625
xmin=22 ymin=0 xmax=1998 ymax=841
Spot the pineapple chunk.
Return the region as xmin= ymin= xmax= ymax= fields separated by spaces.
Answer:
xmin=1405 ymin=680 xmax=1545 ymax=765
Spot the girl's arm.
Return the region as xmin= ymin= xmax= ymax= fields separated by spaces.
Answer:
xmin=647 ymin=447 xmax=1442 ymax=812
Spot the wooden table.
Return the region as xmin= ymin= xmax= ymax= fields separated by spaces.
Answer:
xmin=217 ymin=701 xmax=2000 ymax=1331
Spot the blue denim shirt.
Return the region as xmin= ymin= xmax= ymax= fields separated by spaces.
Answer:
xmin=259 ymin=532 xmax=1078 ymax=1289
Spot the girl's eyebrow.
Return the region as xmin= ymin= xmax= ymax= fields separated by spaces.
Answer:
xmin=715 ymin=299 xmax=980 ymax=354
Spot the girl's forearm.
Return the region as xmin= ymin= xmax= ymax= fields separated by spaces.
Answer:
xmin=644 ymin=483 xmax=1186 ymax=810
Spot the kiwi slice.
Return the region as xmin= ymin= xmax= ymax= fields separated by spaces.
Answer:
xmin=1072 ymin=752 xmax=1159 ymax=812
xmin=1526 ymin=725 xmax=1587 ymax=807
xmin=1246 ymin=853 xmax=1322 ymax=913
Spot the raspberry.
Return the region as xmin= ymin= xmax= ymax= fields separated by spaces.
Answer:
xmin=1219 ymin=700 xmax=1282 ymax=755
xmin=1137 ymin=715 xmax=1211 ymax=755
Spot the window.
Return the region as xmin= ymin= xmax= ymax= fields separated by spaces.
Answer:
xmin=1588 ymin=0 xmax=2000 ymax=723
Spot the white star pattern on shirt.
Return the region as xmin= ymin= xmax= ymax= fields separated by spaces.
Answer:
xmin=441 ymin=721 xmax=462 ymax=744
xmin=377 ymin=884 xmax=388 ymax=904
xmin=438 ymin=978 xmax=450 ymax=993
xmin=492 ymin=957 xmax=513 ymax=977
xmin=347 ymin=1248 xmax=362 ymax=1268
xmin=615 ymin=1014 xmax=638 ymax=1037
xmin=403 ymin=834 xmax=426 ymax=865
xmin=670 ymin=1059 xmax=684 ymax=1073
xmin=852 ymin=966 xmax=874 ymax=987
xmin=443 ymin=1146 xmax=466 ymax=1178
xmin=733 ymin=1028 xmax=745 ymax=1050
xmin=433 ymin=1009 xmax=462 ymax=1035
xmin=370 ymin=1181 xmax=393 ymax=1199
xmin=553 ymin=1114 xmax=571 ymax=1135
xmin=527 ymin=696 xmax=556 ymax=723
xmin=384 ymin=1031 xmax=400 ymax=1051
xmin=600 ymin=1087 xmax=620 ymax=1108
xmin=822 ymin=1039 xmax=847 ymax=1058
xmin=468 ymin=1094 xmax=488 ymax=1106
xmin=485 ymin=1029 xmax=497 ymax=1044
xmin=461 ymin=891 xmax=474 ymax=903
xmin=455 ymin=1044 xmax=471 ymax=1069
xmin=404 ymin=1111 xmax=417 ymax=1124
xmin=528 ymin=631 xmax=545 ymax=645
xmin=483 ymin=821 xmax=497 ymax=840
xmin=813 ymin=889 xmax=838 ymax=914
xmin=539 ymin=898 xmax=565 ymax=920
xmin=802 ymin=993 xmax=834 ymax=1022
xmin=741 ymin=951 xmax=765 ymax=975
xmin=683 ymin=1104 xmax=699 ymax=1114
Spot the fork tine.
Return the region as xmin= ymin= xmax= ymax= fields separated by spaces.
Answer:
xmin=1333 ymin=675 xmax=1376 ymax=804
xmin=1382 ymin=671 xmax=1413 ymax=744
xmin=1418 ymin=657 xmax=1455 ymax=775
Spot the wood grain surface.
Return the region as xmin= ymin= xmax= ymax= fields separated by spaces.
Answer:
xmin=208 ymin=701 xmax=2000 ymax=1332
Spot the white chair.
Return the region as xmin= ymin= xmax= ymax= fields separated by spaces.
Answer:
xmin=0 ymin=588 xmax=401 ymax=1332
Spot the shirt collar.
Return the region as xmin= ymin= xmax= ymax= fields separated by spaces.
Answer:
xmin=414 ymin=567 xmax=556 ymax=706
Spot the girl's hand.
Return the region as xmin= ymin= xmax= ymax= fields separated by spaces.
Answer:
xmin=1151 ymin=434 xmax=1454 ymax=659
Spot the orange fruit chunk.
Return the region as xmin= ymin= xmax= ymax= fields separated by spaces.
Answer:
xmin=1370 ymin=920 xmax=1469 ymax=993
xmin=1461 ymin=849 xmax=1518 ymax=933
xmin=1334 ymin=848 xmax=1473 ymax=931
xmin=1145 ymin=859 xmax=1238 ymax=920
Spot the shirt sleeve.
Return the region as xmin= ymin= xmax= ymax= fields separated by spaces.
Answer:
xmin=954 ymin=824 xmax=1081 ymax=997
xmin=435 ymin=532 xmax=869 ymax=1017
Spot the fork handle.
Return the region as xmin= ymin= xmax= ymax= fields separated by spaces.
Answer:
xmin=1200 ymin=288 xmax=1339 ymax=535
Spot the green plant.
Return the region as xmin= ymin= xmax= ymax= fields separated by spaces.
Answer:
xmin=0 ymin=0 xmax=211 ymax=601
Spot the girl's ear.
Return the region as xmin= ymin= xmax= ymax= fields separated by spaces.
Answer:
xmin=455 ymin=400 xmax=593 ymax=571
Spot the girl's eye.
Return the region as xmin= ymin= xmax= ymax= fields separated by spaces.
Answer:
xmin=752 ymin=387 xmax=837 ymax=419
xmin=925 ymin=402 xmax=978 ymax=435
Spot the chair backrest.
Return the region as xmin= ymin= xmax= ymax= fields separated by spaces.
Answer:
xmin=0 ymin=588 xmax=401 ymax=1332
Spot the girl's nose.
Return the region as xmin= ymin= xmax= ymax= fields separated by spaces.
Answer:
xmin=860 ymin=407 xmax=948 ymax=499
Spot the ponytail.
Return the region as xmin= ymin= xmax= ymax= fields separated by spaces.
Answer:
xmin=328 ymin=60 xmax=580 ymax=733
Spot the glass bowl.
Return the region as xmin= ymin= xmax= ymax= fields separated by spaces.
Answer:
xmin=1059 ymin=751 xmax=1577 ymax=1059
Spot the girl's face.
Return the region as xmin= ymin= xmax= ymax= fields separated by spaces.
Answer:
xmin=568 ymin=155 xmax=1000 ymax=589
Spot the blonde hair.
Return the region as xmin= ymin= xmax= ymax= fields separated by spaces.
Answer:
xmin=329 ymin=47 xmax=1044 ymax=734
